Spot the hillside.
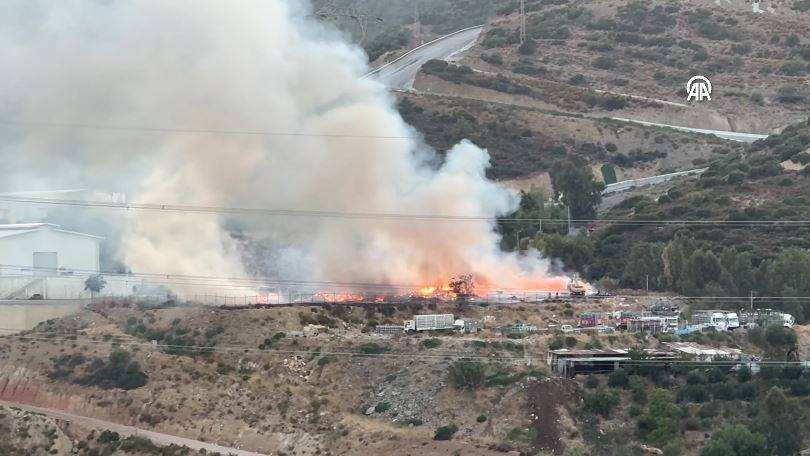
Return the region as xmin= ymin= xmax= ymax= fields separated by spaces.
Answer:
xmin=1 ymin=298 xmax=808 ymax=455
xmin=455 ymin=0 xmax=809 ymax=133
xmin=397 ymin=91 xmax=742 ymax=182
xmin=522 ymin=118 xmax=810 ymax=320
xmin=376 ymin=0 xmax=809 ymax=189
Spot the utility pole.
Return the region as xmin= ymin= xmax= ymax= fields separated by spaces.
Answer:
xmin=519 ymin=0 xmax=527 ymax=44
xmin=414 ymin=0 xmax=423 ymax=45
xmin=750 ymin=291 xmax=754 ymax=311
xmin=566 ymin=205 xmax=572 ymax=236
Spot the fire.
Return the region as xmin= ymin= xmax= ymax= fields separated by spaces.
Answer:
xmin=412 ymin=283 xmax=455 ymax=299
xmin=314 ymin=292 xmax=365 ymax=303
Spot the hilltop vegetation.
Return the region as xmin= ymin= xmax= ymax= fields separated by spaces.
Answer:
xmin=505 ymin=118 xmax=810 ymax=320
xmin=397 ymin=92 xmax=739 ymax=180
xmin=466 ymin=0 xmax=810 ymax=131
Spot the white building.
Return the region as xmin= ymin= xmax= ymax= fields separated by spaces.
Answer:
xmin=0 ymin=223 xmax=101 ymax=277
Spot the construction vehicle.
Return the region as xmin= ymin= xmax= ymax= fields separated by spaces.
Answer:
xmin=404 ymin=314 xmax=455 ymax=332
xmin=567 ymin=277 xmax=586 ymax=297
xmin=449 ymin=274 xmax=476 ymax=305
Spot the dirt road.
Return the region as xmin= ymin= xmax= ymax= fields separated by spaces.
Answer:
xmin=0 ymin=400 xmax=269 ymax=456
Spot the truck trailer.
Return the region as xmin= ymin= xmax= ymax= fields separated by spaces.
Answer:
xmin=404 ymin=314 xmax=455 ymax=332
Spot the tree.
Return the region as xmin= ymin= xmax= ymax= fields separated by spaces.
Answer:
xmin=702 ymin=424 xmax=767 ymax=456
xmin=583 ymin=388 xmax=619 ymax=417
xmin=549 ymin=159 xmax=605 ymax=222
xmin=621 ymin=242 xmax=665 ymax=290
xmin=447 ymin=359 xmax=485 ymax=390
xmin=84 ymin=274 xmax=107 ymax=299
xmin=755 ymin=387 xmax=802 ymax=455
xmin=638 ymin=390 xmax=680 ymax=447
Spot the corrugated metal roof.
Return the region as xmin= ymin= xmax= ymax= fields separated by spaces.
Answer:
xmin=0 ymin=223 xmax=103 ymax=241
xmin=0 ymin=229 xmax=38 ymax=239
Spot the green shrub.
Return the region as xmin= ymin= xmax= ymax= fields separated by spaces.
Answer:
xmin=583 ymin=389 xmax=619 ymax=417
xmin=359 ymin=343 xmax=386 ymax=355
xmin=421 ymin=338 xmax=442 ymax=349
xmin=374 ymin=402 xmax=391 ymax=413
xmin=585 ymin=375 xmax=600 ymax=389
xmin=77 ymin=350 xmax=147 ymax=390
xmin=608 ymin=369 xmax=630 ymax=388
xmin=96 ymin=430 xmax=120 ymax=444
xmin=593 ymin=56 xmax=616 ymax=70
xmin=564 ymin=336 xmax=578 ymax=348
xmin=434 ymin=424 xmax=459 ymax=440
xmin=477 ymin=415 xmax=487 ymax=423
xmin=448 ymin=360 xmax=486 ymax=390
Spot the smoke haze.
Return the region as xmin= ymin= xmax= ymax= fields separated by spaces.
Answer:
xmin=0 ymin=0 xmax=567 ymax=293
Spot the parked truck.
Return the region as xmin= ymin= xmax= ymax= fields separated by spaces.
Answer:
xmin=404 ymin=314 xmax=455 ymax=332
xmin=691 ymin=310 xmax=739 ymax=331
xmin=567 ymin=277 xmax=587 ymax=296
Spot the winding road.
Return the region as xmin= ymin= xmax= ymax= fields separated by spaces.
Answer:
xmin=612 ymin=117 xmax=769 ymax=143
xmin=366 ymin=26 xmax=483 ymax=90
xmin=0 ymin=400 xmax=269 ymax=456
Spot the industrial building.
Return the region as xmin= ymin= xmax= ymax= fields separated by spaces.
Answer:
xmin=0 ymin=223 xmax=102 ymax=299
xmin=546 ymin=348 xmax=677 ymax=377
xmin=0 ymin=223 xmax=102 ymax=276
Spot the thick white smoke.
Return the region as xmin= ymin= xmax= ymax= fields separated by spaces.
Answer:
xmin=0 ymin=0 xmax=567 ymax=294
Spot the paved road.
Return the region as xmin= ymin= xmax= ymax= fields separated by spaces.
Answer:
xmin=612 ymin=117 xmax=769 ymax=143
xmin=603 ymin=168 xmax=707 ymax=194
xmin=0 ymin=401 xmax=269 ymax=456
xmin=367 ymin=26 xmax=483 ymax=90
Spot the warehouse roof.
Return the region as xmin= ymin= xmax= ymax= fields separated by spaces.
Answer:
xmin=0 ymin=223 xmax=103 ymax=240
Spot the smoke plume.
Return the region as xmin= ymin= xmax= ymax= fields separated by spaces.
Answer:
xmin=0 ymin=0 xmax=567 ymax=294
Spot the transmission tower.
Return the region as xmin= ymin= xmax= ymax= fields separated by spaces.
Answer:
xmin=414 ymin=0 xmax=423 ymax=44
xmin=519 ymin=0 xmax=527 ymax=44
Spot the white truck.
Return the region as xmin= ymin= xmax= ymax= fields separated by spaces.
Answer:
xmin=404 ymin=314 xmax=455 ymax=332
xmin=725 ymin=312 xmax=740 ymax=330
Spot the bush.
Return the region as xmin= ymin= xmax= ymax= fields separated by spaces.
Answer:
xmin=569 ymin=74 xmax=586 ymax=85
xmin=477 ymin=414 xmax=487 ymax=423
xmin=359 ymin=343 xmax=386 ymax=355
xmin=564 ymin=336 xmax=578 ymax=348
xmin=737 ymin=366 xmax=752 ymax=382
xmin=600 ymin=96 xmax=628 ymax=111
xmin=585 ymin=375 xmax=600 ymax=389
xmin=518 ymin=39 xmax=537 ymax=55
xmin=434 ymin=424 xmax=459 ymax=440
xmin=593 ymin=56 xmax=615 ymax=70
xmin=548 ymin=337 xmax=564 ymax=350
xmin=584 ymin=389 xmax=619 ymax=417
xmin=481 ymin=52 xmax=504 ymax=66
xmin=77 ymin=350 xmax=147 ymax=390
xmin=421 ymin=338 xmax=442 ymax=349
xmin=448 ymin=360 xmax=486 ymax=390
xmin=374 ymin=402 xmax=391 ymax=413
xmin=96 ymin=430 xmax=121 ymax=444
xmin=608 ymin=369 xmax=630 ymax=388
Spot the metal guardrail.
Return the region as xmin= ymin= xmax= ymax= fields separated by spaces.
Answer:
xmin=364 ymin=24 xmax=484 ymax=77
xmin=603 ymin=168 xmax=708 ymax=194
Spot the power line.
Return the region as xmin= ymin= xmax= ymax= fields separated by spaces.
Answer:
xmin=0 ymin=120 xmax=414 ymax=140
xmin=6 ymin=264 xmax=810 ymax=303
xmin=1 ymin=330 xmax=806 ymax=366
xmin=4 ymin=196 xmax=810 ymax=226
